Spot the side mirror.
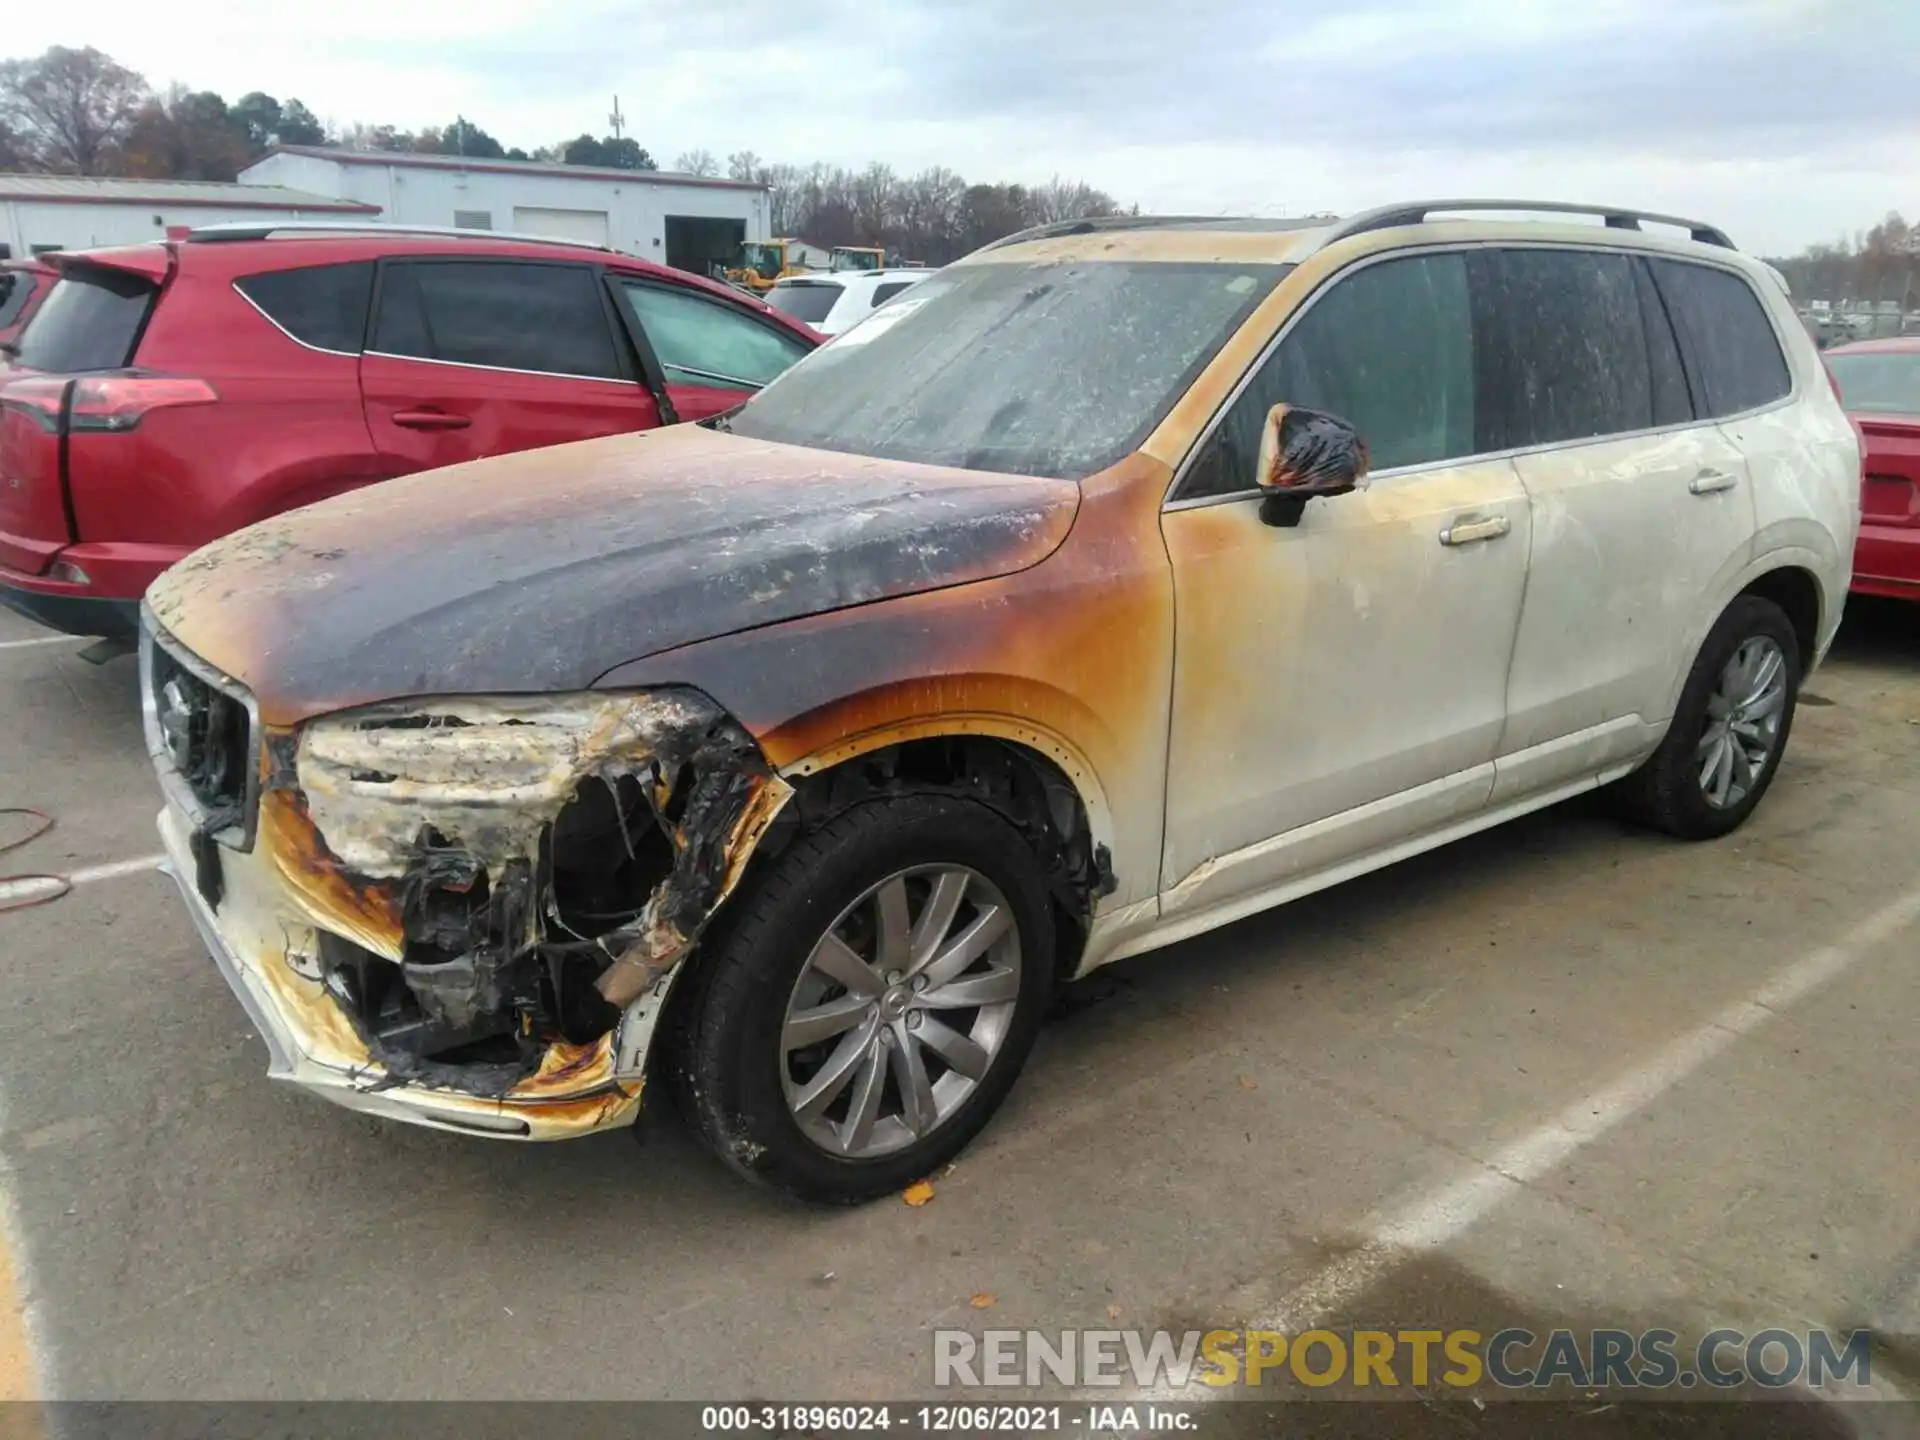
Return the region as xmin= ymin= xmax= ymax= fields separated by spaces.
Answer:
xmin=1255 ymin=404 xmax=1369 ymax=528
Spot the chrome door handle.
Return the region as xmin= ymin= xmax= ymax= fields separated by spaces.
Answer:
xmin=1439 ymin=514 xmax=1511 ymax=546
xmin=1689 ymin=468 xmax=1739 ymax=495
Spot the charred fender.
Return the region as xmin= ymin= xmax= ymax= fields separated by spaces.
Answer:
xmin=598 ymin=451 xmax=1185 ymax=959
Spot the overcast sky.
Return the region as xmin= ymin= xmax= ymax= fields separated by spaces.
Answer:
xmin=7 ymin=0 xmax=1917 ymax=255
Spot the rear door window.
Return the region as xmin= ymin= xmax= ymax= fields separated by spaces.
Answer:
xmin=1472 ymin=248 xmax=1656 ymax=451
xmin=370 ymin=260 xmax=622 ymax=379
xmin=12 ymin=267 xmax=155 ymax=372
xmin=1649 ymin=259 xmax=1793 ymax=417
xmin=236 ymin=262 xmax=374 ymax=354
xmin=619 ymin=280 xmax=811 ymax=388
xmin=765 ymin=281 xmax=843 ymax=326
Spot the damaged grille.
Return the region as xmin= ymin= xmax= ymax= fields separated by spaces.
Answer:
xmin=141 ymin=614 xmax=261 ymax=850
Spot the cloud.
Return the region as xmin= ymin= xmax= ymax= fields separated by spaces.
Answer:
xmin=864 ymin=0 xmax=1916 ymax=161
xmin=3 ymin=0 xmax=1916 ymax=253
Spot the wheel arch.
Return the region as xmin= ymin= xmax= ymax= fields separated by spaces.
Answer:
xmin=646 ymin=724 xmax=1113 ymax=1094
xmin=1736 ymin=564 xmax=1822 ymax=675
xmin=1665 ymin=549 xmax=1836 ymax=720
xmin=773 ymin=725 xmax=1116 ymax=988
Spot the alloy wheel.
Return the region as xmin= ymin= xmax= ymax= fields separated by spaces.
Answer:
xmin=780 ymin=864 xmax=1022 ymax=1159
xmin=1696 ymin=635 xmax=1788 ymax=810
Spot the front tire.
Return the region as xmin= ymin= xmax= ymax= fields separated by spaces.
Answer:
xmin=1616 ymin=595 xmax=1801 ymax=840
xmin=669 ymin=794 xmax=1055 ymax=1204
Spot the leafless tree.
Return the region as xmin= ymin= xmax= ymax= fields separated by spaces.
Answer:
xmin=674 ymin=148 xmax=719 ymax=177
xmin=726 ymin=149 xmax=763 ymax=182
xmin=0 ymin=45 xmax=148 ymax=173
xmin=1024 ymin=175 xmax=1122 ymax=227
xmin=0 ymin=115 xmax=26 ymax=170
xmin=1771 ymin=211 xmax=1919 ymax=309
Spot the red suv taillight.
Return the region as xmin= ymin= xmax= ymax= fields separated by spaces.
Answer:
xmin=0 ymin=374 xmax=217 ymax=434
xmin=0 ymin=376 xmax=69 ymax=433
xmin=69 ymin=376 xmax=217 ymax=432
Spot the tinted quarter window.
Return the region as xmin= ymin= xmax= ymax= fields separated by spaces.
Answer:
xmin=871 ymin=281 xmax=915 ymax=305
xmin=1474 ymin=248 xmax=1654 ymax=450
xmin=619 ymin=281 xmax=811 ymax=388
xmin=371 ymin=261 xmax=621 ymax=379
xmin=13 ymin=266 xmax=155 ymax=372
xmin=1181 ymin=253 xmax=1474 ymax=499
xmin=237 ymin=262 xmax=373 ymax=353
xmin=1650 ymin=259 xmax=1792 ymax=417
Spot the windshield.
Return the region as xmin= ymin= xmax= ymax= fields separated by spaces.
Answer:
xmin=766 ymin=280 xmax=843 ymax=325
xmin=832 ymin=249 xmax=881 ymax=272
xmin=1828 ymin=351 xmax=1920 ymax=416
xmin=740 ymin=243 xmax=784 ymax=280
xmin=726 ymin=259 xmax=1287 ymax=478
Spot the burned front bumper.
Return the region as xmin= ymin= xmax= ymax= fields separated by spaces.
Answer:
xmin=157 ymin=802 xmax=647 ymax=1139
xmin=143 ymin=613 xmax=793 ymax=1141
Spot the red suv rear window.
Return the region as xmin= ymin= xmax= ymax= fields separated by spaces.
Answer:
xmin=13 ymin=266 xmax=155 ymax=372
xmin=0 ymin=272 xmax=43 ymax=329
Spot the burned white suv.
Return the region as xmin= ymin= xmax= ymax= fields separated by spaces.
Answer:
xmin=144 ymin=201 xmax=1861 ymax=1203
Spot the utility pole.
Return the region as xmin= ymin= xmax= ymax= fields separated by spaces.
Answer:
xmin=608 ymin=97 xmax=625 ymax=141
xmin=454 ymin=115 xmax=468 ymax=157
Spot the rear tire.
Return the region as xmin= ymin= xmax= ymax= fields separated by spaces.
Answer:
xmin=1614 ymin=595 xmax=1801 ymax=840
xmin=668 ymin=793 xmax=1054 ymax=1204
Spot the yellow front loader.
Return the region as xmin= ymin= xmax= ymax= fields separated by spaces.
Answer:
xmin=828 ymin=246 xmax=887 ymax=273
xmin=725 ymin=240 xmax=811 ymax=294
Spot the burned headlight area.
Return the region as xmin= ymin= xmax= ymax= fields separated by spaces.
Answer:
xmin=284 ymin=692 xmax=793 ymax=1095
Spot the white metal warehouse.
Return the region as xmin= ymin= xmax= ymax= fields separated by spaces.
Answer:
xmin=0 ymin=175 xmax=379 ymax=260
xmin=241 ymin=145 xmax=772 ymax=274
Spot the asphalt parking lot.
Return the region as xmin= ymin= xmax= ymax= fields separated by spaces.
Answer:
xmin=0 ymin=597 xmax=1916 ymax=1432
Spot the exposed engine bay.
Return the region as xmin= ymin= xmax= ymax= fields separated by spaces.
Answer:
xmin=275 ymin=690 xmax=792 ymax=1097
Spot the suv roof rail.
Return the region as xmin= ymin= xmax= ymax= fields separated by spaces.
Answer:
xmin=1314 ymin=200 xmax=1735 ymax=251
xmin=976 ymin=214 xmax=1236 ymax=253
xmin=181 ymin=220 xmax=617 ymax=254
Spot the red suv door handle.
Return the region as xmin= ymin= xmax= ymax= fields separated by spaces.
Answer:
xmin=391 ymin=408 xmax=472 ymax=431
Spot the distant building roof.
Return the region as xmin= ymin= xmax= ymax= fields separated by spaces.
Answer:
xmin=258 ymin=145 xmax=768 ymax=193
xmin=0 ymin=174 xmax=379 ymax=212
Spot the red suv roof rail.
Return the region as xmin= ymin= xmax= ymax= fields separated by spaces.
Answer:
xmin=183 ymin=220 xmax=616 ymax=255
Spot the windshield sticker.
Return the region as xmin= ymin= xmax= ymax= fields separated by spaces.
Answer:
xmin=833 ymin=295 xmax=932 ymax=346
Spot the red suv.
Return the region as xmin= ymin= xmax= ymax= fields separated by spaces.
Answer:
xmin=0 ymin=226 xmax=818 ymax=640
xmin=0 ymin=259 xmax=54 ymax=351
xmin=1825 ymin=337 xmax=1920 ymax=602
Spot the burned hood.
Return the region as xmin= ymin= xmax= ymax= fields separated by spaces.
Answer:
xmin=148 ymin=425 xmax=1080 ymax=726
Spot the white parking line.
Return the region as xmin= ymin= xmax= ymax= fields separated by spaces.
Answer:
xmin=0 ymin=1120 xmax=43 ymax=1409
xmin=0 ymin=636 xmax=77 ymax=651
xmin=1139 ymin=878 xmax=1920 ymax=1404
xmin=0 ymin=853 xmax=164 ymax=909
